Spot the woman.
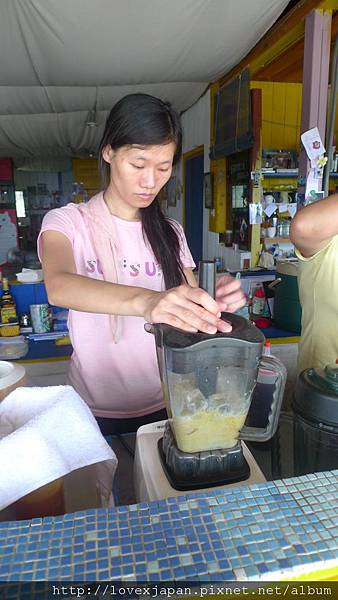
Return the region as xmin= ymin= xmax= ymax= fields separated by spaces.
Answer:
xmin=39 ymin=94 xmax=246 ymax=435
xmin=290 ymin=192 xmax=338 ymax=373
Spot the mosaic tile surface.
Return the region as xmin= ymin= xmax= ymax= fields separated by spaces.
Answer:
xmin=0 ymin=470 xmax=337 ymax=582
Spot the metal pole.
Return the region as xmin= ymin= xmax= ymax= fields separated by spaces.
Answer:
xmin=198 ymin=260 xmax=216 ymax=298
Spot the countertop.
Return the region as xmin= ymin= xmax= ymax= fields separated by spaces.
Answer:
xmin=3 ymin=290 xmax=327 ymax=588
xmin=8 ymin=322 xmax=298 ymax=364
xmin=4 ymin=275 xmax=300 ymax=363
xmin=0 ymin=470 xmax=337 ymax=589
xmin=0 ymin=410 xmax=338 ymax=587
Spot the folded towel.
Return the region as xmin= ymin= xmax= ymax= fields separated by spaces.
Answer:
xmin=0 ymin=385 xmax=117 ymax=510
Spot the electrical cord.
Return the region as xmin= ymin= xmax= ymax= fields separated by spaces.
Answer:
xmin=104 ymin=434 xmax=120 ymax=505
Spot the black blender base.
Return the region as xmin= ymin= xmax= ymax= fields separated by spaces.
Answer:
xmin=157 ymin=437 xmax=250 ymax=492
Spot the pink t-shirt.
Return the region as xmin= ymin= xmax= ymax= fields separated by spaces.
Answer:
xmin=37 ymin=194 xmax=195 ymax=418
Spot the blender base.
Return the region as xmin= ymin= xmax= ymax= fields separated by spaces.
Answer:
xmin=134 ymin=420 xmax=266 ymax=503
xmin=158 ymin=420 xmax=250 ymax=491
xmin=158 ymin=437 xmax=250 ymax=491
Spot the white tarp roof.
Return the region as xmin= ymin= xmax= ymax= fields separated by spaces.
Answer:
xmin=0 ymin=0 xmax=289 ymax=161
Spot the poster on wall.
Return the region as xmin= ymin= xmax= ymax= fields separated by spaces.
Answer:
xmin=0 ymin=209 xmax=18 ymax=266
xmin=0 ymin=158 xmax=13 ymax=181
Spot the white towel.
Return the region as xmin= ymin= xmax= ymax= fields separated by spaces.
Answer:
xmin=0 ymin=385 xmax=117 ymax=510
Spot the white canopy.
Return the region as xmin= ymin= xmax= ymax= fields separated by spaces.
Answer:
xmin=0 ymin=0 xmax=289 ymax=160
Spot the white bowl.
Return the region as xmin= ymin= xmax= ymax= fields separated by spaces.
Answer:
xmin=16 ymin=270 xmax=43 ymax=283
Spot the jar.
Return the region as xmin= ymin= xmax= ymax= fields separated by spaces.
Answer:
xmin=277 ymin=219 xmax=290 ymax=237
xmin=15 ymin=477 xmax=65 ymax=520
xmin=225 ymin=230 xmax=233 ymax=247
xmin=282 ymin=220 xmax=290 ymax=237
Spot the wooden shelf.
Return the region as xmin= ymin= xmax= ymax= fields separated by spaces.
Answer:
xmin=262 ymin=170 xmax=338 ymax=179
xmin=263 ymin=236 xmax=291 ymax=243
xmin=262 ymin=171 xmax=298 ymax=178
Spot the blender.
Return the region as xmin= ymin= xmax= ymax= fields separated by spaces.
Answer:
xmin=145 ymin=261 xmax=287 ymax=490
xmin=293 ymin=361 xmax=338 ymax=474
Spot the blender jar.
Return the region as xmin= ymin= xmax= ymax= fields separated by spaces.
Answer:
xmin=167 ymin=357 xmax=257 ymax=452
xmin=146 ymin=315 xmax=286 ymax=454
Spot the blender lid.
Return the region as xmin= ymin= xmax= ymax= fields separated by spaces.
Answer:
xmin=159 ymin=312 xmax=265 ymax=349
xmin=293 ymin=364 xmax=338 ymax=427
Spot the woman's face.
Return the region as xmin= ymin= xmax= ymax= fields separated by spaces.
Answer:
xmin=103 ymin=142 xmax=175 ymax=215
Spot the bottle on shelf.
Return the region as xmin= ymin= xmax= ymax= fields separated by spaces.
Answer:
xmin=0 ymin=278 xmax=20 ymax=337
xmin=251 ymin=285 xmax=266 ymax=318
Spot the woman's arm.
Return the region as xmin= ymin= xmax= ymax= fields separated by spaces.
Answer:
xmin=42 ymin=231 xmax=150 ymax=316
xmin=290 ymin=193 xmax=338 ymax=257
xmin=41 ymin=231 xmax=230 ymax=334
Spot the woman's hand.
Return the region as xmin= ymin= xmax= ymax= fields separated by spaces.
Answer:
xmin=215 ymin=275 xmax=247 ymax=313
xmin=143 ymin=284 xmax=232 ymax=334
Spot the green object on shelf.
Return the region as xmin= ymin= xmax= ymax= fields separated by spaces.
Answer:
xmin=270 ymin=262 xmax=302 ymax=334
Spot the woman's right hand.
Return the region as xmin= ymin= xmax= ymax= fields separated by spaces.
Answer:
xmin=142 ymin=284 xmax=232 ymax=334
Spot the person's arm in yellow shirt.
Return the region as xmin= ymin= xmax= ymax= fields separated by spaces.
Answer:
xmin=290 ymin=193 xmax=338 ymax=258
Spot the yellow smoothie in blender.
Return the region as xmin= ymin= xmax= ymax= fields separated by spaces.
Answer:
xmin=170 ymin=375 xmax=248 ymax=453
xmin=172 ymin=410 xmax=246 ymax=452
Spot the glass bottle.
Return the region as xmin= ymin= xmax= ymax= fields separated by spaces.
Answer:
xmin=0 ymin=278 xmax=18 ymax=324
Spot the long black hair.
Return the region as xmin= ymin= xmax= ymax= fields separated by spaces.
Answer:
xmin=98 ymin=93 xmax=186 ymax=289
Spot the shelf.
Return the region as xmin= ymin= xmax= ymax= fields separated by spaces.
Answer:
xmin=27 ymin=332 xmax=69 ymax=342
xmin=263 ymin=237 xmax=291 ymax=243
xmin=262 ymin=170 xmax=298 ymax=178
xmin=262 ymin=170 xmax=338 ymax=179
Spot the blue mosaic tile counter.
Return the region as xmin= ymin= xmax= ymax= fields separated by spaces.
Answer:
xmin=0 ymin=471 xmax=337 ymax=582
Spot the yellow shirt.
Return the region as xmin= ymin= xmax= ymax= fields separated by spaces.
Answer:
xmin=296 ymin=234 xmax=338 ymax=373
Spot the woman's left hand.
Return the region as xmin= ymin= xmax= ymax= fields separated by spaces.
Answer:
xmin=215 ymin=275 xmax=247 ymax=313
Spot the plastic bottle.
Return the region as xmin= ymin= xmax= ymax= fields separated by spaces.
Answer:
xmin=252 ymin=285 xmax=266 ymax=316
xmin=263 ymin=340 xmax=271 ymax=356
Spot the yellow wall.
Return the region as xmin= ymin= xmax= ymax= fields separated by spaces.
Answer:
xmin=250 ymin=80 xmax=338 ymax=193
xmin=209 ymin=158 xmax=227 ymax=233
xmin=208 ymin=81 xmax=304 ymax=233
xmin=72 ymin=159 xmax=101 ymax=201
xmin=251 ymin=81 xmax=302 ymax=151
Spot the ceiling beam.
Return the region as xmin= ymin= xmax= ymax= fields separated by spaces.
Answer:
xmin=253 ymin=38 xmax=305 ymax=82
xmin=217 ymin=0 xmax=336 ymax=88
xmin=251 ymin=8 xmax=337 ymax=83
